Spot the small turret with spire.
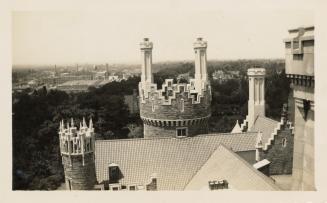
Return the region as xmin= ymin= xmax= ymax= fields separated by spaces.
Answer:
xmin=58 ymin=117 xmax=96 ymax=190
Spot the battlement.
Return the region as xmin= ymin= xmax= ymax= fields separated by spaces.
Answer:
xmin=140 ymin=38 xmax=153 ymax=50
xmin=139 ymin=38 xmax=211 ymax=138
xmin=139 ymin=78 xmax=211 ymax=120
xmin=284 ymin=26 xmax=314 ymax=78
xmin=140 ymin=78 xmax=210 ymax=104
xmin=247 ymin=68 xmax=266 ymax=76
xmin=193 ymin=37 xmax=207 ymax=49
xmin=59 ymin=118 xmax=95 ymax=157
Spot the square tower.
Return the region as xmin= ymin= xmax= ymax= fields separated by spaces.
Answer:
xmin=284 ymin=26 xmax=315 ymax=190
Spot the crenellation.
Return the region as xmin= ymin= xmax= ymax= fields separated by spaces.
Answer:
xmin=59 ymin=118 xmax=97 ymax=190
xmin=138 ymin=38 xmax=211 ymax=138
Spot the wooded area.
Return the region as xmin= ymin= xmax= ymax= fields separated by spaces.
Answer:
xmin=12 ymin=59 xmax=289 ymax=190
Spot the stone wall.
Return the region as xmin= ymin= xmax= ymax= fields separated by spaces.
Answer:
xmin=237 ymin=150 xmax=256 ymax=165
xmin=143 ymin=122 xmax=208 ymax=138
xmin=140 ymin=88 xmax=211 ymax=120
xmin=259 ymin=124 xmax=294 ymax=175
xmin=62 ymin=153 xmax=97 ymax=190
xmin=292 ymin=105 xmax=315 ymax=190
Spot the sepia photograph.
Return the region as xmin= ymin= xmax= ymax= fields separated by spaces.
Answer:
xmin=2 ymin=0 xmax=327 ymax=202
xmin=11 ymin=7 xmax=315 ymax=192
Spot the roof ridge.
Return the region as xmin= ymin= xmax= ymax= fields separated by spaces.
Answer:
xmin=95 ymin=132 xmax=258 ymax=143
xmin=183 ymin=143 xmax=224 ymax=189
xmin=184 ymin=143 xmax=280 ymax=190
xmin=220 ymin=144 xmax=280 ymax=190
xmin=257 ymin=115 xmax=279 ymax=124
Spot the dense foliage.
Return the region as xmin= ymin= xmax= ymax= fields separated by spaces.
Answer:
xmin=12 ymin=59 xmax=289 ymax=190
xmin=12 ymin=77 xmax=140 ymax=190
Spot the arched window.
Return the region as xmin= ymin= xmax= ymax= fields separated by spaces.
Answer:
xmin=282 ymin=138 xmax=287 ymax=147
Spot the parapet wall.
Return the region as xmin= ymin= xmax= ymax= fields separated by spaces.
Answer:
xmin=139 ymin=79 xmax=211 ymax=121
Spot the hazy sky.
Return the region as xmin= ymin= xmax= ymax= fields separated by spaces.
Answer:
xmin=13 ymin=8 xmax=313 ymax=65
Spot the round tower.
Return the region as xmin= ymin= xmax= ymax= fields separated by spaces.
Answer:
xmin=139 ymin=38 xmax=211 ymax=138
xmin=59 ymin=118 xmax=96 ymax=190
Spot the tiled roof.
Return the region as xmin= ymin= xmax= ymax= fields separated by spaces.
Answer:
xmin=250 ymin=116 xmax=279 ymax=146
xmin=95 ymin=132 xmax=257 ymax=190
xmin=185 ymin=144 xmax=280 ymax=191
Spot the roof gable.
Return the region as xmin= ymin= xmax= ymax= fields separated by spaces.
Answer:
xmin=184 ymin=145 xmax=280 ymax=191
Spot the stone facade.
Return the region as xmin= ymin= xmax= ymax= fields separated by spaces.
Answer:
xmin=284 ymin=26 xmax=315 ymax=190
xmin=257 ymin=121 xmax=294 ymax=175
xmin=62 ymin=153 xmax=96 ymax=190
xmin=143 ymin=121 xmax=208 ymax=138
xmin=139 ymin=38 xmax=211 ymax=138
xmin=58 ymin=118 xmax=97 ymax=190
xmin=246 ymin=68 xmax=266 ymax=129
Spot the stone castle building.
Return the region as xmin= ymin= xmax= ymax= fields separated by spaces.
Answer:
xmin=139 ymin=38 xmax=211 ymax=138
xmin=284 ymin=26 xmax=315 ymax=190
xmin=58 ymin=28 xmax=314 ymax=190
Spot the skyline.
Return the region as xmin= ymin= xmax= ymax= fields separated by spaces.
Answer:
xmin=13 ymin=10 xmax=313 ymax=66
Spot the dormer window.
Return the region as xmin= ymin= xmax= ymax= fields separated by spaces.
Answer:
xmin=282 ymin=138 xmax=287 ymax=147
xmin=108 ymin=163 xmax=120 ymax=183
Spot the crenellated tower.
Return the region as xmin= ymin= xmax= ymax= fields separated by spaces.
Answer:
xmin=139 ymin=38 xmax=212 ymax=138
xmin=59 ymin=118 xmax=96 ymax=190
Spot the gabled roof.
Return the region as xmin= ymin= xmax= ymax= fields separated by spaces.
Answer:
xmin=185 ymin=145 xmax=279 ymax=191
xmin=250 ymin=116 xmax=279 ymax=146
xmin=95 ymin=132 xmax=257 ymax=190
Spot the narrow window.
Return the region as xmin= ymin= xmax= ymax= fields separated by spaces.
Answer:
xmin=129 ymin=185 xmax=136 ymax=191
xmin=180 ymin=99 xmax=184 ymax=112
xmin=282 ymin=138 xmax=287 ymax=147
xmin=151 ymin=99 xmax=155 ymax=112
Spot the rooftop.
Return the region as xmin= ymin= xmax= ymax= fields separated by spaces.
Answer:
xmin=250 ymin=115 xmax=279 ymax=147
xmin=95 ymin=132 xmax=258 ymax=190
xmin=185 ymin=145 xmax=279 ymax=191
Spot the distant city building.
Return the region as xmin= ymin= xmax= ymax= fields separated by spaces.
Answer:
xmin=41 ymin=75 xmax=93 ymax=86
xmin=93 ymin=71 xmax=108 ymax=80
xmin=57 ymin=80 xmax=102 ymax=93
xmin=108 ymin=75 xmax=120 ymax=82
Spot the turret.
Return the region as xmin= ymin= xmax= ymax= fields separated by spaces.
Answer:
xmin=140 ymin=38 xmax=153 ymax=84
xmin=194 ymin=37 xmax=208 ymax=83
xmin=247 ymin=68 xmax=266 ymax=129
xmin=138 ymin=38 xmax=211 ymax=138
xmin=59 ymin=117 xmax=96 ymax=190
